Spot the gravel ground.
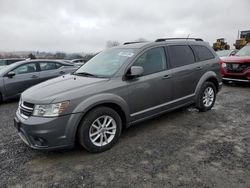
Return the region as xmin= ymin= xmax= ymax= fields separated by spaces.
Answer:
xmin=0 ymin=85 xmax=250 ymax=188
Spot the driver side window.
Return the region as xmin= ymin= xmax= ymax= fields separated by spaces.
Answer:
xmin=13 ymin=63 xmax=37 ymax=75
xmin=133 ymin=47 xmax=167 ymax=76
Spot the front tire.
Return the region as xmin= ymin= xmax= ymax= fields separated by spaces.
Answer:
xmin=78 ymin=107 xmax=122 ymax=153
xmin=196 ymin=82 xmax=216 ymax=112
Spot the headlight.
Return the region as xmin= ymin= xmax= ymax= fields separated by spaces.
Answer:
xmin=33 ymin=101 xmax=70 ymax=117
xmin=221 ymin=62 xmax=227 ymax=68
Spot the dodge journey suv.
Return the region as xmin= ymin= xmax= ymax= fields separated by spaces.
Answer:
xmin=14 ymin=38 xmax=222 ymax=152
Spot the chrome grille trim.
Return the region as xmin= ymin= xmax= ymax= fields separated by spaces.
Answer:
xmin=225 ymin=62 xmax=250 ymax=73
xmin=19 ymin=101 xmax=34 ymax=119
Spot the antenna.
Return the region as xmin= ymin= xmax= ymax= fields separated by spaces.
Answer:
xmin=186 ymin=34 xmax=190 ymax=40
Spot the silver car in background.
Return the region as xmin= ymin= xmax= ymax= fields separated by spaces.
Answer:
xmin=0 ymin=59 xmax=77 ymax=102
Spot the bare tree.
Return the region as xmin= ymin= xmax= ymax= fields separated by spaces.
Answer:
xmin=28 ymin=53 xmax=36 ymax=59
xmin=55 ymin=52 xmax=66 ymax=59
xmin=106 ymin=40 xmax=120 ymax=48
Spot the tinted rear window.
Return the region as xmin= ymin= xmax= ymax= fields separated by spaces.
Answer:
xmin=192 ymin=45 xmax=214 ymax=61
xmin=169 ymin=45 xmax=195 ymax=68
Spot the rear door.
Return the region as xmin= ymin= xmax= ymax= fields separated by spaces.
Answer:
xmin=167 ymin=45 xmax=199 ymax=100
xmin=38 ymin=61 xmax=67 ymax=82
xmin=190 ymin=45 xmax=215 ymax=76
xmin=3 ymin=62 xmax=40 ymax=97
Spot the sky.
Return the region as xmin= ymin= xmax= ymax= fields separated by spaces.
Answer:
xmin=0 ymin=0 xmax=250 ymax=53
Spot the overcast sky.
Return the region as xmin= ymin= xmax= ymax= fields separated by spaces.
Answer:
xmin=0 ymin=0 xmax=249 ymax=53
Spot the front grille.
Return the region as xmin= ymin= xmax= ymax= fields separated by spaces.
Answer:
xmin=225 ymin=63 xmax=250 ymax=73
xmin=23 ymin=101 xmax=34 ymax=108
xmin=20 ymin=101 xmax=34 ymax=118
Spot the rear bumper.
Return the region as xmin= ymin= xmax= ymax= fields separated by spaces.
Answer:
xmin=14 ymin=111 xmax=82 ymax=151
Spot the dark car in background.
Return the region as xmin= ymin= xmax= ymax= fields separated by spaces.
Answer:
xmin=0 ymin=59 xmax=77 ymax=102
xmin=220 ymin=44 xmax=250 ymax=83
xmin=0 ymin=58 xmax=26 ymax=70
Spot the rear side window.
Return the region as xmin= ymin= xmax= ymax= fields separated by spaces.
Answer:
xmin=169 ymin=45 xmax=195 ymax=68
xmin=56 ymin=63 xmax=63 ymax=68
xmin=39 ymin=62 xmax=57 ymax=71
xmin=192 ymin=45 xmax=214 ymax=61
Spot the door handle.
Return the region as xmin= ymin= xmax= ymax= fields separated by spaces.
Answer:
xmin=195 ymin=66 xmax=203 ymax=70
xmin=31 ymin=75 xmax=38 ymax=78
xmin=163 ymin=74 xmax=172 ymax=79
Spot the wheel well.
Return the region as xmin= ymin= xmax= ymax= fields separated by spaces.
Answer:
xmin=79 ymin=102 xmax=127 ymax=130
xmin=206 ymin=77 xmax=219 ymax=92
xmin=75 ymin=102 xmax=127 ymax=145
xmin=99 ymin=103 xmax=127 ymax=129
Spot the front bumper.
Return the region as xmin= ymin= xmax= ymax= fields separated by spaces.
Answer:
xmin=221 ymin=67 xmax=250 ymax=82
xmin=14 ymin=111 xmax=82 ymax=150
xmin=222 ymin=77 xmax=250 ymax=83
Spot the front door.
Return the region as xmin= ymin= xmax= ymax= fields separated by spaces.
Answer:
xmin=3 ymin=62 xmax=40 ymax=97
xmin=127 ymin=47 xmax=173 ymax=121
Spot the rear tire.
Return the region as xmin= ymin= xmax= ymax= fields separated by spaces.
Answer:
xmin=78 ymin=107 xmax=122 ymax=153
xmin=196 ymin=82 xmax=216 ymax=112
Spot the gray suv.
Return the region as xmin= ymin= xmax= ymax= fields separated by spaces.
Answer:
xmin=14 ymin=38 xmax=222 ymax=152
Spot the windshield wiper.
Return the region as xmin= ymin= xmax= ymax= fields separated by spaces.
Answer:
xmin=74 ymin=72 xmax=98 ymax=77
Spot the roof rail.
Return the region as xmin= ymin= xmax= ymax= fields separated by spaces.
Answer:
xmin=123 ymin=41 xmax=145 ymax=45
xmin=155 ymin=38 xmax=203 ymax=42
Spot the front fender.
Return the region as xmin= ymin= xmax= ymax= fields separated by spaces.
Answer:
xmin=73 ymin=93 xmax=130 ymax=123
xmin=70 ymin=93 xmax=130 ymax=143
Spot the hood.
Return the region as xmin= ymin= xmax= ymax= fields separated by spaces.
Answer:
xmin=22 ymin=74 xmax=109 ymax=103
xmin=221 ymin=56 xmax=250 ymax=63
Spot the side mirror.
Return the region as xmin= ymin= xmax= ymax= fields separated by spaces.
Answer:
xmin=127 ymin=66 xmax=144 ymax=78
xmin=6 ymin=71 xmax=16 ymax=78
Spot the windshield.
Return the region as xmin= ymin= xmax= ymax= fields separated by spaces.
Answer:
xmin=0 ymin=63 xmax=16 ymax=76
xmin=235 ymin=45 xmax=250 ymax=56
xmin=75 ymin=48 xmax=136 ymax=77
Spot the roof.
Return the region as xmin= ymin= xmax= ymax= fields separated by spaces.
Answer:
xmin=7 ymin=59 xmax=73 ymax=67
xmin=116 ymin=39 xmax=207 ymax=50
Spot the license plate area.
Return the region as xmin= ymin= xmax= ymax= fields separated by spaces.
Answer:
xmin=232 ymin=64 xmax=239 ymax=69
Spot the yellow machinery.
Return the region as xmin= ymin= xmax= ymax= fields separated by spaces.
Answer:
xmin=213 ymin=38 xmax=230 ymax=51
xmin=234 ymin=30 xmax=250 ymax=49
